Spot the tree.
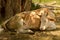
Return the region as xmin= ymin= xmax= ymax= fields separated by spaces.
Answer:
xmin=0 ymin=0 xmax=1 ymax=20
xmin=0 ymin=0 xmax=32 ymax=21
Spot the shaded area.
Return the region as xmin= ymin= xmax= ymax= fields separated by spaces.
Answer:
xmin=0 ymin=29 xmax=60 ymax=40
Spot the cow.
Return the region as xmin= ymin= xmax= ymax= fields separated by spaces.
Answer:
xmin=0 ymin=8 xmax=56 ymax=34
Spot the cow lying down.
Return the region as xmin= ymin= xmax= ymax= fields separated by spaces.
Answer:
xmin=0 ymin=8 xmax=56 ymax=34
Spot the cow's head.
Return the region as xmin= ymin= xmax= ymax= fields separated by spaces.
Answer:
xmin=39 ymin=8 xmax=49 ymax=30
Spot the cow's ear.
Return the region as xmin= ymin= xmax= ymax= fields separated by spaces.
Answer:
xmin=39 ymin=10 xmax=45 ymax=15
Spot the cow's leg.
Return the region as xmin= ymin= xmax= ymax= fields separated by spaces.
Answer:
xmin=17 ymin=27 xmax=34 ymax=34
xmin=17 ymin=29 xmax=34 ymax=34
xmin=17 ymin=19 xmax=34 ymax=34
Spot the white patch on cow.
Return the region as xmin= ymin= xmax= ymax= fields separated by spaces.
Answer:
xmin=18 ymin=18 xmax=24 ymax=26
xmin=30 ymin=11 xmax=40 ymax=18
xmin=35 ymin=15 xmax=40 ymax=18
xmin=39 ymin=10 xmax=44 ymax=15
xmin=43 ymin=26 xmax=46 ymax=30
xmin=30 ymin=11 xmax=36 ymax=15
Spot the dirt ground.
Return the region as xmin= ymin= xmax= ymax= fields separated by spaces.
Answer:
xmin=0 ymin=16 xmax=60 ymax=40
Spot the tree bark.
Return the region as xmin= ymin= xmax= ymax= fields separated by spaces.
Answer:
xmin=0 ymin=0 xmax=32 ymax=21
xmin=21 ymin=0 xmax=32 ymax=11
xmin=0 ymin=0 xmax=1 ymax=20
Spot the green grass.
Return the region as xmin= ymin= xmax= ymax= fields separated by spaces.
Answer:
xmin=32 ymin=0 xmax=60 ymax=5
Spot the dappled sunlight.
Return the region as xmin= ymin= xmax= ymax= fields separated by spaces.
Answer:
xmin=0 ymin=0 xmax=60 ymax=40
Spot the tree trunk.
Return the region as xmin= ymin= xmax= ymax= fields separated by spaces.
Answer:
xmin=5 ymin=0 xmax=14 ymax=19
xmin=0 ymin=0 xmax=1 ymax=20
xmin=21 ymin=0 xmax=32 ymax=11
xmin=0 ymin=0 xmax=32 ymax=21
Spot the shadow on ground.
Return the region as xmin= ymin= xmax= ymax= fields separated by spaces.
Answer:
xmin=0 ymin=26 xmax=60 ymax=40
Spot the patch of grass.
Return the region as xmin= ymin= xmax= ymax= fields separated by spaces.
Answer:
xmin=32 ymin=0 xmax=60 ymax=4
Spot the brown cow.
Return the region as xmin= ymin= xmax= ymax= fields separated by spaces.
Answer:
xmin=0 ymin=8 xmax=56 ymax=34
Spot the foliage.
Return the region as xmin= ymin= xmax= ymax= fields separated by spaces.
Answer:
xmin=31 ymin=3 xmax=40 ymax=10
